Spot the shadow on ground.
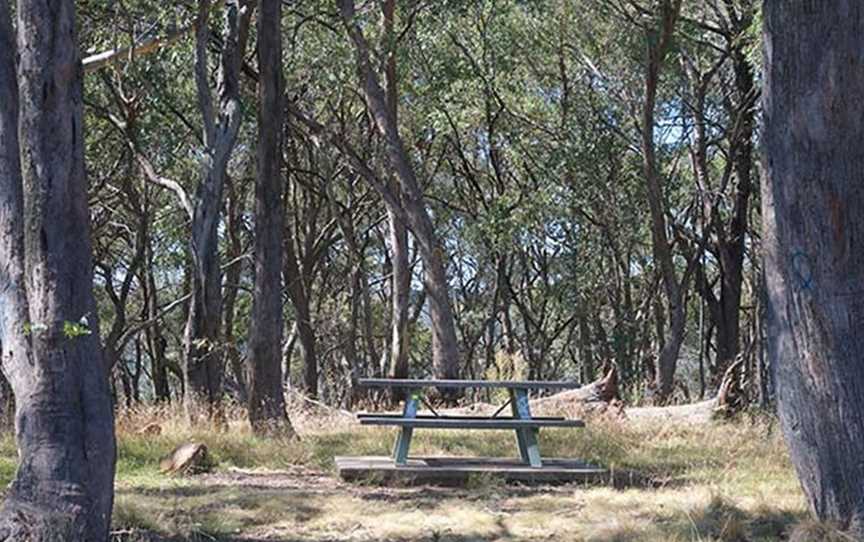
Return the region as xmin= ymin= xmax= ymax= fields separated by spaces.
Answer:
xmin=112 ymin=485 xmax=807 ymax=542
xmin=594 ymin=495 xmax=806 ymax=542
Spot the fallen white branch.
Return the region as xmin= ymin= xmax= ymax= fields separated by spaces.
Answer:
xmin=83 ymin=25 xmax=194 ymax=73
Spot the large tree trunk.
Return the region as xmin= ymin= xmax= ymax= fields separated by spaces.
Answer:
xmin=0 ymin=1 xmax=116 ymax=538
xmin=763 ymin=2 xmax=864 ymax=535
xmin=184 ymin=0 xmax=248 ymax=422
xmin=0 ymin=0 xmax=28 ymax=425
xmin=339 ymin=0 xmax=460 ymax=381
xmin=247 ymin=0 xmax=294 ymax=437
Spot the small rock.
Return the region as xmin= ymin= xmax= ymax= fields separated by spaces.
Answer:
xmin=160 ymin=442 xmax=210 ymax=475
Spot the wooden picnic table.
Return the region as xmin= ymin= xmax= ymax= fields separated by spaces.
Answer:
xmin=357 ymin=378 xmax=584 ymax=469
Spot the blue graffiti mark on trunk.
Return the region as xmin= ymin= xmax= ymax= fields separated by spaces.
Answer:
xmin=792 ymin=251 xmax=815 ymax=291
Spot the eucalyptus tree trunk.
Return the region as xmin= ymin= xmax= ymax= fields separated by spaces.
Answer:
xmin=330 ymin=187 xmax=376 ymax=402
xmin=710 ymin=47 xmax=754 ymax=382
xmin=222 ymin=177 xmax=247 ymax=404
xmin=284 ymin=230 xmax=318 ymax=397
xmin=387 ymin=199 xmax=411 ymax=383
xmin=714 ymin=4 xmax=756 ymax=380
xmin=142 ymin=236 xmax=171 ymax=402
xmin=383 ymin=0 xmax=411 ymax=384
xmin=100 ymin=182 xmax=147 ymax=373
xmin=184 ymin=0 xmax=249 ymax=422
xmin=0 ymin=1 xmax=116 ymax=538
xmin=0 ymin=1 xmax=27 ymax=403
xmin=717 ymin=35 xmax=755 ymax=371
xmin=339 ymin=0 xmax=460 ymax=381
xmin=639 ymin=0 xmax=688 ymax=401
xmin=763 ymin=1 xmax=864 ymax=535
xmin=247 ymin=0 xmax=294 ymax=437
xmin=688 ymin=3 xmax=756 ymax=384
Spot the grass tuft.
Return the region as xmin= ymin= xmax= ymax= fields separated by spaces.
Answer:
xmin=688 ymin=494 xmax=749 ymax=541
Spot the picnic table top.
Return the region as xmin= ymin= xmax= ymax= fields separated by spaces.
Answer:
xmin=357 ymin=378 xmax=580 ymax=390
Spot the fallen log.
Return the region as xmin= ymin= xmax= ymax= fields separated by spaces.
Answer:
xmin=435 ymin=367 xmax=620 ymax=418
xmin=623 ymin=356 xmax=749 ymax=424
xmin=623 ymin=398 xmax=719 ymax=424
xmin=532 ymin=366 xmax=619 ymax=407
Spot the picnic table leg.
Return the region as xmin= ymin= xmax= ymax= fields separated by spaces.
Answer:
xmin=510 ymin=387 xmax=542 ymax=468
xmin=508 ymin=389 xmax=530 ymax=462
xmin=393 ymin=388 xmax=418 ymax=466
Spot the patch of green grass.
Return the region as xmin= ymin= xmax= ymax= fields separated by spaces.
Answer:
xmin=112 ymin=495 xmax=163 ymax=533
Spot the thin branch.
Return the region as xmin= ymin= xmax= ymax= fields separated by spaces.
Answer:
xmin=101 ymin=111 xmax=195 ymax=220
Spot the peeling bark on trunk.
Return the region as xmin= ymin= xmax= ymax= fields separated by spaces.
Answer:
xmin=763 ymin=2 xmax=864 ymax=534
xmin=0 ymin=0 xmax=116 ymax=537
xmin=0 ymin=0 xmax=28 ymax=431
xmin=247 ymin=0 xmax=294 ymax=437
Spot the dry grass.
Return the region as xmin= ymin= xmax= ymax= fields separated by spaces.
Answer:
xmin=787 ymin=520 xmax=859 ymax=542
xmin=0 ymin=401 xmax=818 ymax=541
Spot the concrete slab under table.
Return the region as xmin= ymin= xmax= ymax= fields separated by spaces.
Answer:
xmin=335 ymin=455 xmax=608 ymax=485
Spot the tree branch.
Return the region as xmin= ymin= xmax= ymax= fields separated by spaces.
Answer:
xmin=82 ymin=24 xmax=195 ymax=73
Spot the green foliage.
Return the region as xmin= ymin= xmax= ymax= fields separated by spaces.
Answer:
xmin=21 ymin=319 xmax=92 ymax=339
xmin=62 ymin=319 xmax=93 ymax=339
xmin=75 ymin=0 xmax=763 ymax=406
